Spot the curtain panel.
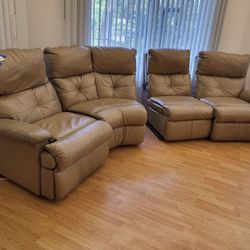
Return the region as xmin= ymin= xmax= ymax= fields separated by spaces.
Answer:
xmin=0 ymin=0 xmax=18 ymax=49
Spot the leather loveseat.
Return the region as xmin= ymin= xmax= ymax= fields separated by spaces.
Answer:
xmin=0 ymin=47 xmax=147 ymax=200
xmin=196 ymin=51 xmax=250 ymax=141
xmin=147 ymin=49 xmax=213 ymax=141
xmin=44 ymin=46 xmax=147 ymax=149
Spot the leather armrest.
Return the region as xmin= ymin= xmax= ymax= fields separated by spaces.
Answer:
xmin=240 ymin=89 xmax=250 ymax=103
xmin=0 ymin=119 xmax=53 ymax=144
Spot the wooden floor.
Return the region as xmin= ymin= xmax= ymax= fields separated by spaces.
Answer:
xmin=1 ymin=128 xmax=250 ymax=250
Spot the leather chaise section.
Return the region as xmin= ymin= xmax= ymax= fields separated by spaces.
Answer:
xmin=147 ymin=49 xmax=212 ymax=141
xmin=196 ymin=51 xmax=250 ymax=141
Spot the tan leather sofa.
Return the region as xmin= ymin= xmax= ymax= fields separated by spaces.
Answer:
xmin=0 ymin=47 xmax=146 ymax=200
xmin=44 ymin=46 xmax=147 ymax=149
xmin=147 ymin=49 xmax=213 ymax=141
xmin=0 ymin=48 xmax=113 ymax=200
xmin=196 ymin=51 xmax=250 ymax=141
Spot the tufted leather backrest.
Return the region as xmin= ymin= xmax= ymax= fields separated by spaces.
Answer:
xmin=147 ymin=49 xmax=191 ymax=97
xmin=196 ymin=51 xmax=250 ymax=99
xmin=0 ymin=48 xmax=62 ymax=123
xmin=91 ymin=47 xmax=137 ymax=100
xmin=44 ymin=46 xmax=97 ymax=110
xmin=44 ymin=46 xmax=137 ymax=109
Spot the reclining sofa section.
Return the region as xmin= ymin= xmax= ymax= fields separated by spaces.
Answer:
xmin=44 ymin=46 xmax=147 ymax=149
xmin=147 ymin=49 xmax=213 ymax=141
xmin=196 ymin=51 xmax=250 ymax=141
xmin=0 ymin=48 xmax=112 ymax=200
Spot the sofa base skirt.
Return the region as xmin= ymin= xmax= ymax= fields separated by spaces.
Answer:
xmin=109 ymin=125 xmax=146 ymax=149
xmin=41 ymin=141 xmax=109 ymax=200
xmin=211 ymin=122 xmax=250 ymax=141
xmin=148 ymin=107 xmax=211 ymax=141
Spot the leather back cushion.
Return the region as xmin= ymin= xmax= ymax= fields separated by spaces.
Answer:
xmin=148 ymin=49 xmax=190 ymax=74
xmin=0 ymin=82 xmax=62 ymax=123
xmin=149 ymin=74 xmax=192 ymax=97
xmin=91 ymin=47 xmax=136 ymax=74
xmin=95 ymin=73 xmax=137 ymax=99
xmin=196 ymin=75 xmax=246 ymax=99
xmin=44 ymin=46 xmax=93 ymax=78
xmin=196 ymin=51 xmax=250 ymax=98
xmin=52 ymin=73 xmax=98 ymax=109
xmin=197 ymin=51 xmax=250 ymax=78
xmin=0 ymin=48 xmax=48 ymax=94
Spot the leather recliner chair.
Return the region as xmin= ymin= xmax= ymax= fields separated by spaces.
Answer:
xmin=196 ymin=51 xmax=250 ymax=141
xmin=147 ymin=49 xmax=213 ymax=141
xmin=0 ymin=48 xmax=112 ymax=200
xmin=44 ymin=46 xmax=147 ymax=149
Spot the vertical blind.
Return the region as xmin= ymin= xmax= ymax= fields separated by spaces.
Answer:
xmin=90 ymin=0 xmax=225 ymax=94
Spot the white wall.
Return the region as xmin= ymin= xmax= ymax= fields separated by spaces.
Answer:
xmin=217 ymin=0 xmax=250 ymax=88
xmin=26 ymin=0 xmax=66 ymax=49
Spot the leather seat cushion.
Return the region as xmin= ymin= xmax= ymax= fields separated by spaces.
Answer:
xmin=33 ymin=112 xmax=96 ymax=140
xmin=201 ymin=97 xmax=250 ymax=123
xmin=201 ymin=97 xmax=248 ymax=106
xmin=148 ymin=96 xmax=213 ymax=121
xmin=68 ymin=98 xmax=147 ymax=129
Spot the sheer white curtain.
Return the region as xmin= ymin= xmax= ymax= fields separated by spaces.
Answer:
xmin=65 ymin=0 xmax=91 ymax=46
xmin=0 ymin=0 xmax=29 ymax=49
xmin=0 ymin=0 xmax=18 ymax=49
xmin=89 ymin=0 xmax=226 ymax=99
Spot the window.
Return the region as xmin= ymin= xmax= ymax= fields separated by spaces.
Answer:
xmin=90 ymin=0 xmax=225 ymax=92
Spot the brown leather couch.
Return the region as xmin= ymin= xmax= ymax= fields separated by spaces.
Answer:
xmin=44 ymin=46 xmax=147 ymax=149
xmin=0 ymin=47 xmax=146 ymax=200
xmin=0 ymin=48 xmax=113 ymax=200
xmin=196 ymin=51 xmax=250 ymax=141
xmin=147 ymin=49 xmax=213 ymax=141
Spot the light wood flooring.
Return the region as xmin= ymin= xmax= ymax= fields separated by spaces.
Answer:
xmin=1 ymin=128 xmax=250 ymax=250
